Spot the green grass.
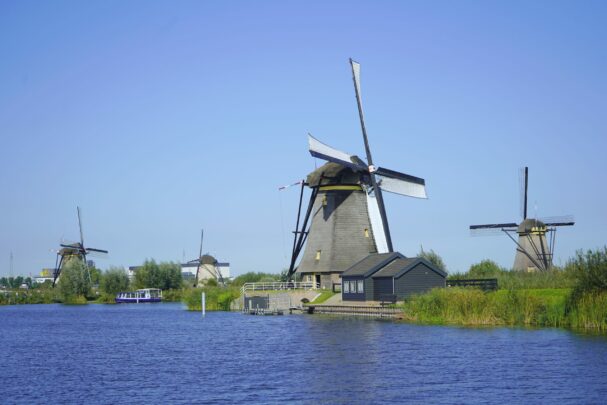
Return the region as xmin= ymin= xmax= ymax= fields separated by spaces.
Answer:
xmin=401 ymin=287 xmax=607 ymax=332
xmin=308 ymin=291 xmax=336 ymax=304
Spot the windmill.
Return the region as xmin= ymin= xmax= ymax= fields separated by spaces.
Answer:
xmin=52 ymin=207 xmax=108 ymax=287
xmin=187 ymin=229 xmax=225 ymax=286
xmin=285 ymin=59 xmax=427 ymax=288
xmin=470 ymin=167 xmax=575 ymax=271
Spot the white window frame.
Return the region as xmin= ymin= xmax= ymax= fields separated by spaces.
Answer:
xmin=343 ymin=280 xmax=350 ymax=293
xmin=357 ymin=280 xmax=364 ymax=294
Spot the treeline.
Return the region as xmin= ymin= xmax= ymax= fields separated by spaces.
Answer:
xmin=402 ymin=247 xmax=607 ymax=331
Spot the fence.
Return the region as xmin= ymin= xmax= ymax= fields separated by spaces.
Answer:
xmin=446 ymin=278 xmax=498 ymax=291
xmin=240 ymin=281 xmax=320 ymax=295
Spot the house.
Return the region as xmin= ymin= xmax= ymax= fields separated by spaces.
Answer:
xmin=341 ymin=252 xmax=446 ymax=302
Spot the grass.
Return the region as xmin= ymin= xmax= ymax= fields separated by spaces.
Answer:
xmin=308 ymin=291 xmax=336 ymax=304
xmin=183 ymin=286 xmax=241 ymax=311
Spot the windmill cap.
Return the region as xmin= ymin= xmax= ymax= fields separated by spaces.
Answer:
xmin=518 ymin=218 xmax=547 ymax=234
xmin=306 ymin=162 xmax=368 ymax=187
xmin=200 ymin=254 xmax=217 ymax=265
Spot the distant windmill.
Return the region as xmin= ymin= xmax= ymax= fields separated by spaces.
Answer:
xmin=285 ymin=59 xmax=427 ymax=288
xmin=470 ymin=167 xmax=574 ymax=271
xmin=52 ymin=207 xmax=108 ymax=287
xmin=188 ymin=229 xmax=225 ymax=286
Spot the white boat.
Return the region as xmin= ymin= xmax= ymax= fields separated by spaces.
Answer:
xmin=115 ymin=288 xmax=162 ymax=303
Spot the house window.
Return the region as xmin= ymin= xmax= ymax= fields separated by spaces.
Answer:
xmin=343 ymin=280 xmax=350 ymax=293
xmin=357 ymin=280 xmax=364 ymax=293
xmin=350 ymin=281 xmax=356 ymax=293
xmin=364 ymin=228 xmax=369 ymax=238
xmin=315 ymin=250 xmax=321 ymax=261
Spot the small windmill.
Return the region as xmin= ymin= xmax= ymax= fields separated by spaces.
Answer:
xmin=470 ymin=167 xmax=574 ymax=271
xmin=285 ymin=59 xmax=427 ymax=284
xmin=52 ymin=207 xmax=108 ymax=287
xmin=188 ymin=229 xmax=225 ymax=286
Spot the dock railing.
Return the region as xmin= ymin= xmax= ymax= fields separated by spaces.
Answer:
xmin=241 ymin=281 xmax=320 ymax=295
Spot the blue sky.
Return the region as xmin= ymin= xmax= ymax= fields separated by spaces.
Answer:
xmin=1 ymin=0 xmax=605 ymax=277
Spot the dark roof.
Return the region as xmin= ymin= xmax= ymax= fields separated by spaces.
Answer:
xmin=372 ymin=257 xmax=448 ymax=279
xmin=340 ymin=252 xmax=404 ymax=278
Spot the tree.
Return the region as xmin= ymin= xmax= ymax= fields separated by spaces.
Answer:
xmin=58 ymin=258 xmax=91 ymax=300
xmin=100 ymin=267 xmax=130 ymax=296
xmin=469 ymin=260 xmax=502 ymax=278
xmin=419 ymin=247 xmax=447 ymax=272
xmin=0 ymin=277 xmax=7 ymax=287
xmin=133 ymin=260 xmax=182 ymax=290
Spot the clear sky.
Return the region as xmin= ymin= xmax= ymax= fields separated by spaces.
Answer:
xmin=1 ymin=0 xmax=606 ymax=277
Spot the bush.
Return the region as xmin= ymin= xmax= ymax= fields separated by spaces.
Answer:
xmin=418 ymin=248 xmax=446 ymax=272
xmin=183 ymin=286 xmax=240 ymax=311
xmin=231 ymin=272 xmax=281 ymax=286
xmin=468 ymin=260 xmax=503 ymax=278
xmin=133 ymin=260 xmax=182 ymax=290
xmin=100 ymin=267 xmax=130 ymax=296
xmin=567 ymin=247 xmax=607 ymax=296
xmin=58 ymin=258 xmax=91 ymax=302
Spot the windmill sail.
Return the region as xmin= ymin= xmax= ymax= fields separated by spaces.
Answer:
xmin=375 ymin=167 xmax=427 ymax=198
xmin=365 ymin=191 xmax=389 ymax=253
xmin=308 ymin=134 xmax=367 ymax=171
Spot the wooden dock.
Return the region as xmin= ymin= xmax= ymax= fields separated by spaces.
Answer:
xmin=305 ymin=304 xmax=402 ymax=318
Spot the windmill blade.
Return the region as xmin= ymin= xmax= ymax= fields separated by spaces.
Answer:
xmin=85 ymin=247 xmax=108 ymax=253
xmin=375 ymin=167 xmax=427 ymax=199
xmin=308 ymin=134 xmax=367 ymax=171
xmin=519 ymin=167 xmax=529 ymax=220
xmin=470 ymin=222 xmax=518 ymax=230
xmin=199 ymin=229 xmax=204 ymax=258
xmin=77 ymin=206 xmax=85 ymax=247
xmin=540 ymin=215 xmax=575 ymax=227
xmin=470 ymin=223 xmax=518 ymax=236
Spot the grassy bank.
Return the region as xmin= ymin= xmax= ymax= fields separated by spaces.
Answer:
xmin=401 ymin=287 xmax=607 ymax=332
xmin=183 ymin=286 xmax=240 ymax=311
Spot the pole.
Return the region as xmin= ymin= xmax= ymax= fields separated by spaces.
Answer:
xmin=202 ymin=292 xmax=206 ymax=317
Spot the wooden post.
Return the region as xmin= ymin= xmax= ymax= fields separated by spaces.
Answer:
xmin=202 ymin=292 xmax=206 ymax=317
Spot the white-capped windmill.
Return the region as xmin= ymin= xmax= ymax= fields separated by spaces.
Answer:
xmin=470 ymin=167 xmax=575 ymax=271
xmin=52 ymin=207 xmax=108 ymax=287
xmin=285 ymin=59 xmax=427 ymax=288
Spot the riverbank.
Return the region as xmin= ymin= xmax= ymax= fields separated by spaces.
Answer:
xmin=400 ymin=287 xmax=607 ymax=332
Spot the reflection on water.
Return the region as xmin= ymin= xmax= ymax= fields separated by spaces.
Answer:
xmin=1 ymin=303 xmax=606 ymax=403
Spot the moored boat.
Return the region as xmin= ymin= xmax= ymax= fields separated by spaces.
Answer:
xmin=115 ymin=288 xmax=162 ymax=303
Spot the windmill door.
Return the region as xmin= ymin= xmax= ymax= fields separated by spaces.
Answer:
xmin=315 ymin=274 xmax=321 ymax=288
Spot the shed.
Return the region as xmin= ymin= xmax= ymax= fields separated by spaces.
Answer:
xmin=372 ymin=257 xmax=446 ymax=300
xmin=341 ymin=253 xmax=446 ymax=302
xmin=340 ymin=252 xmax=404 ymax=301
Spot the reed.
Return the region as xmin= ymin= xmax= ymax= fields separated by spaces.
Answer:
xmin=183 ymin=286 xmax=240 ymax=311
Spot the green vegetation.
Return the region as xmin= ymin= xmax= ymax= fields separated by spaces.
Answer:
xmin=98 ymin=266 xmax=130 ymax=303
xmin=58 ymin=258 xmax=92 ymax=304
xmin=183 ymin=286 xmax=240 ymax=311
xmin=403 ymin=247 xmax=607 ymax=332
xmin=418 ymin=247 xmax=446 ymax=271
xmin=132 ymin=260 xmax=182 ymax=290
xmin=308 ymin=291 xmax=335 ymax=304
xmin=231 ymin=272 xmax=282 ymax=286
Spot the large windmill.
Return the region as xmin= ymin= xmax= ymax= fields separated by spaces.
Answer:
xmin=470 ymin=167 xmax=574 ymax=271
xmin=285 ymin=59 xmax=427 ymax=289
xmin=187 ymin=229 xmax=225 ymax=286
xmin=52 ymin=207 xmax=108 ymax=287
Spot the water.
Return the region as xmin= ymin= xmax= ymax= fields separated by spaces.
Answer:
xmin=1 ymin=303 xmax=607 ymax=404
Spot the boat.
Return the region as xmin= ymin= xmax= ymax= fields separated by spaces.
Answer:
xmin=115 ymin=288 xmax=162 ymax=303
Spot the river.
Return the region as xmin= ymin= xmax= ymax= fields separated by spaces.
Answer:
xmin=1 ymin=303 xmax=606 ymax=404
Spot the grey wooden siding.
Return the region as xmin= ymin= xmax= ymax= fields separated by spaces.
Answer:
xmin=394 ymin=263 xmax=446 ymax=299
xmin=373 ymin=278 xmax=393 ymax=300
xmin=297 ymin=189 xmax=378 ymax=275
xmin=341 ymin=276 xmax=366 ymax=301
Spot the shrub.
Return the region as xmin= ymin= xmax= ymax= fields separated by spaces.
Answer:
xmin=418 ymin=248 xmax=446 ymax=272
xmin=58 ymin=258 xmax=91 ymax=302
